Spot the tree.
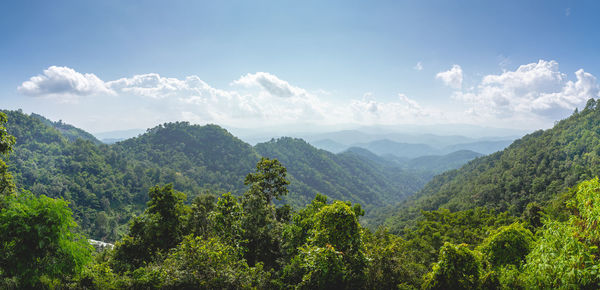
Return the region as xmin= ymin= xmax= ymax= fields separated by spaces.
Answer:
xmin=422 ymin=242 xmax=481 ymax=290
xmin=241 ymin=189 xmax=283 ymax=268
xmin=363 ymin=227 xmax=426 ymax=289
xmin=281 ymin=200 xmax=367 ymax=289
xmin=284 ymin=244 xmax=347 ymax=290
xmin=479 ymin=222 xmax=534 ymax=268
xmin=244 ymin=157 xmax=289 ymax=204
xmin=241 ymin=158 xmax=290 ymax=268
xmin=112 ymin=184 xmax=189 ymax=271
xmin=187 ymin=192 xmax=216 ymax=238
xmin=522 ymin=220 xmax=598 ymax=288
xmin=313 ymin=201 xmax=362 ymax=255
xmin=0 ymin=112 xmax=15 ymax=197
xmin=0 ymin=191 xmax=92 ymax=287
xmin=211 ymin=192 xmax=244 ymax=247
xmin=160 ymin=235 xmax=266 ymax=289
xmin=282 ymin=194 xmax=329 ymax=260
xmin=134 ymin=183 xmax=189 ymax=251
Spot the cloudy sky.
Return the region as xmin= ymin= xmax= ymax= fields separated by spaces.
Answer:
xmin=2 ymin=0 xmax=600 ymax=134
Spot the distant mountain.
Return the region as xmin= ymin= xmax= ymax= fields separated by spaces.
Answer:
xmin=353 ymin=139 xmax=438 ymax=158
xmin=256 ymin=138 xmax=425 ymax=207
xmin=344 ymin=146 xmax=400 ymax=166
xmin=1 ymin=109 xmax=432 ymax=240
xmin=384 ymin=99 xmax=600 ymax=232
xmin=303 ymin=130 xmax=377 ymax=145
xmin=343 ymin=147 xmax=481 ymax=175
xmin=441 ymin=140 xmax=513 ymax=155
xmin=348 ymin=138 xmax=513 ymax=158
xmin=403 ymin=150 xmax=483 ymax=174
xmin=309 ymin=139 xmax=348 ymax=153
xmin=100 ymin=138 xmax=126 ymax=144
xmin=93 ymin=128 xmax=146 ymax=143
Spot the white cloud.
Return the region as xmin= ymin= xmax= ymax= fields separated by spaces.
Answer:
xmin=414 ymin=62 xmax=423 ymax=71
xmin=454 ymin=60 xmax=600 ymax=120
xmin=108 ymin=74 xmax=203 ymax=99
xmin=436 ymin=64 xmax=463 ymax=89
xmin=18 ymin=66 xmax=113 ymax=100
xmin=25 ymin=61 xmax=597 ymax=132
xmin=231 ymin=72 xmax=309 ymax=99
xmin=20 ymin=66 xmax=442 ymax=129
xmin=349 ymin=93 xmax=429 ymax=125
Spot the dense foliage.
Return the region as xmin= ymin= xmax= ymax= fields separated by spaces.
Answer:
xmin=385 ymin=99 xmax=600 ymax=232
xmin=256 ymin=137 xmax=427 ymax=208
xmin=5 ymin=100 xmax=600 ymax=288
xmin=2 ymin=109 xmax=428 ymax=240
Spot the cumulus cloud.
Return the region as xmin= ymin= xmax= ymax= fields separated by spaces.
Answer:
xmin=349 ymin=93 xmax=428 ymax=125
xmin=231 ymin=72 xmax=309 ymax=99
xmin=14 ymin=66 xmax=448 ymax=129
xmin=19 ymin=61 xmax=600 ymax=132
xmin=454 ymin=60 xmax=600 ymax=119
xmin=18 ymin=66 xmax=113 ymax=99
xmin=107 ymin=73 xmax=229 ymax=100
xmin=436 ymin=64 xmax=463 ymax=89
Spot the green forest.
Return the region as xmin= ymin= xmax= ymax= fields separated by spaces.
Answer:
xmin=3 ymin=99 xmax=600 ymax=289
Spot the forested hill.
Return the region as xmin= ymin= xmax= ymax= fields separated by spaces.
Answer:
xmin=30 ymin=112 xmax=102 ymax=144
xmin=385 ymin=98 xmax=600 ymax=232
xmin=112 ymin=122 xmax=261 ymax=195
xmin=255 ymin=137 xmax=426 ymax=207
xmin=1 ymin=109 xmax=427 ymax=240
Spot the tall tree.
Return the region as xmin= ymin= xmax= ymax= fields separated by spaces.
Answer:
xmin=112 ymin=184 xmax=189 ymax=271
xmin=242 ymin=158 xmax=290 ymax=268
xmin=0 ymin=112 xmax=15 ymax=196
xmin=244 ymin=157 xmax=289 ymax=204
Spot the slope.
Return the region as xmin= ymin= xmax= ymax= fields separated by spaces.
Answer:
xmin=255 ymin=137 xmax=427 ymax=209
xmin=2 ymin=109 xmax=429 ymax=240
xmin=385 ymin=99 xmax=600 ymax=232
xmin=30 ymin=112 xmax=102 ymax=144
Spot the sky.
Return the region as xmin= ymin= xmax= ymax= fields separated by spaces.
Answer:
xmin=1 ymin=0 xmax=600 ymax=135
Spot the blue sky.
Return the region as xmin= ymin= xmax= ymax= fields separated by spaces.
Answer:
xmin=1 ymin=0 xmax=599 ymax=134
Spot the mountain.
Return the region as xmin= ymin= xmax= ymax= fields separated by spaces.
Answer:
xmin=93 ymin=128 xmax=145 ymax=144
xmin=402 ymin=150 xmax=483 ymax=174
xmin=112 ymin=122 xmax=261 ymax=195
xmin=256 ymin=138 xmax=425 ymax=208
xmin=384 ymin=100 xmax=600 ymax=232
xmin=1 ymin=109 xmax=431 ymax=241
xmin=342 ymin=146 xmax=481 ymax=175
xmin=346 ymin=138 xmax=512 ymax=159
xmin=440 ymin=140 xmax=513 ymax=155
xmin=309 ymin=139 xmax=348 ymax=153
xmin=30 ymin=112 xmax=102 ymax=144
xmin=353 ymin=139 xmax=438 ymax=158
xmin=344 ymin=146 xmax=403 ymax=166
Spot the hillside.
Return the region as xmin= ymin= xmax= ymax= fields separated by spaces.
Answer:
xmin=256 ymin=137 xmax=425 ymax=208
xmin=403 ymin=150 xmax=483 ymax=174
xmin=30 ymin=112 xmax=102 ymax=144
xmin=385 ymin=99 xmax=600 ymax=232
xmin=1 ymin=109 xmax=430 ymax=241
xmin=344 ymin=146 xmax=481 ymax=175
xmin=113 ymin=122 xmax=261 ymax=195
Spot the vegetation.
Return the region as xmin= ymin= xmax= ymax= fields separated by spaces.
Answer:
xmin=385 ymin=99 xmax=600 ymax=232
xmin=3 ymin=100 xmax=600 ymax=288
xmin=2 ymin=109 xmax=429 ymax=240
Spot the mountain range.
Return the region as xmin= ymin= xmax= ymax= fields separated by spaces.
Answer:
xmin=1 ymin=109 xmax=476 ymax=241
xmin=382 ymin=99 xmax=600 ymax=232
